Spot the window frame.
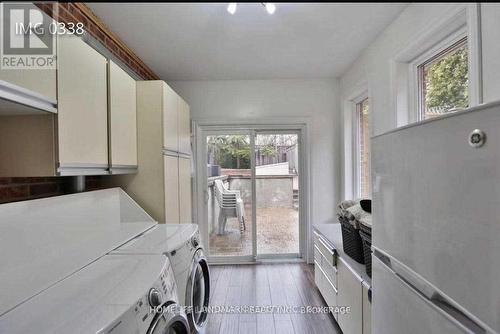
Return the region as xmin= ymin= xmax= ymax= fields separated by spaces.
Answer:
xmin=342 ymin=82 xmax=369 ymax=201
xmin=354 ymin=97 xmax=370 ymax=199
xmin=411 ymin=30 xmax=468 ymax=122
xmin=392 ymin=4 xmax=482 ymax=127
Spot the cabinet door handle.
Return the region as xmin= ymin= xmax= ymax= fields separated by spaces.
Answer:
xmin=318 ymin=237 xmax=336 ymax=264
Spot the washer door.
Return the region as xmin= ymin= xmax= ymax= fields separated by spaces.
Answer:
xmin=148 ymin=304 xmax=189 ymax=334
xmin=186 ymin=249 xmax=210 ymax=332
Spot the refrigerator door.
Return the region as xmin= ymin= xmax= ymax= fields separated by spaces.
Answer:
xmin=372 ymin=102 xmax=500 ymax=333
xmin=372 ymin=255 xmax=482 ymax=334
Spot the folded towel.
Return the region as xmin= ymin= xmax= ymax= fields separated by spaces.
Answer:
xmin=345 ymin=203 xmax=364 ymax=221
xmin=337 ymin=199 xmax=359 ymax=218
xmin=338 ymin=199 xmax=357 ymax=211
xmin=345 ymin=203 xmax=373 ymax=229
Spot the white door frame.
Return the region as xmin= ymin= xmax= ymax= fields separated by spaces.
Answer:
xmin=193 ymin=118 xmax=312 ymax=264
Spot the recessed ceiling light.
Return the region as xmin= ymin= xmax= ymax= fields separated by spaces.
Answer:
xmin=264 ymin=3 xmax=276 ymax=15
xmin=227 ymin=3 xmax=237 ymax=15
xmin=226 ymin=3 xmax=277 ymax=15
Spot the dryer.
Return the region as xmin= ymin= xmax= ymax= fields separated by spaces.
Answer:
xmin=112 ymin=224 xmax=210 ymax=333
xmin=0 ymin=254 xmax=189 ymax=334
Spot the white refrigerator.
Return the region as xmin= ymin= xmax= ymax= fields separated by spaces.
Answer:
xmin=372 ymin=101 xmax=500 ymax=334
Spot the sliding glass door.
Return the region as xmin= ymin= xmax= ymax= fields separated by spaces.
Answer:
xmin=254 ymin=132 xmax=300 ymax=258
xmin=205 ymin=131 xmax=254 ymax=261
xmin=202 ymin=128 xmax=302 ymax=263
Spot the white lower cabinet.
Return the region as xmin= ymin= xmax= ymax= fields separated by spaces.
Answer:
xmin=314 ymin=232 xmax=371 ymax=334
xmin=314 ymin=233 xmax=339 ymax=321
xmin=164 ymin=155 xmax=180 ymax=224
xmin=315 ymin=261 xmax=339 ymax=320
xmin=178 ymin=157 xmax=192 ymax=223
xmin=337 ymin=258 xmax=363 ymax=334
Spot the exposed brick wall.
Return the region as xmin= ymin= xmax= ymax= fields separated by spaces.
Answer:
xmin=36 ymin=2 xmax=159 ymax=80
xmin=357 ymin=98 xmax=371 ymax=199
xmin=0 ymin=177 xmax=73 ymax=204
xmin=0 ymin=3 xmax=159 ymax=204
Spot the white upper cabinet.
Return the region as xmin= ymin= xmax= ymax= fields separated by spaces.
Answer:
xmin=162 ymin=83 xmax=179 ymax=152
xmin=108 ymin=60 xmax=137 ymax=170
xmin=0 ymin=4 xmax=57 ymax=105
xmin=178 ymin=96 xmax=191 ymax=155
xmin=0 ymin=70 xmax=57 ymax=106
xmin=57 ymin=34 xmax=108 ymax=170
xmin=162 ymin=84 xmax=190 ymax=155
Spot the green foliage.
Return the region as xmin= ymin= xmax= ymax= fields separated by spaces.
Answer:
xmin=207 ymin=135 xmax=250 ymax=169
xmin=425 ymin=46 xmax=468 ymax=112
xmin=259 ymin=145 xmax=277 ymax=157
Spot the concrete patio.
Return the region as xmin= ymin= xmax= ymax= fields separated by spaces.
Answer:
xmin=209 ymin=205 xmax=299 ymax=256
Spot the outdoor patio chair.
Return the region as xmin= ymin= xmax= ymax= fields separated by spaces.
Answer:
xmin=214 ymin=179 xmax=246 ymax=235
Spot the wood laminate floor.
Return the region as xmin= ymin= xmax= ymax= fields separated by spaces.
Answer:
xmin=206 ymin=263 xmax=342 ymax=334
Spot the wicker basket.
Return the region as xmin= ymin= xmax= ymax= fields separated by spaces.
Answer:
xmin=339 ymin=216 xmax=365 ymax=264
xmin=359 ymin=230 xmax=372 ymax=278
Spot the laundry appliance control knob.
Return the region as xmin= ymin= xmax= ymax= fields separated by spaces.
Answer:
xmin=148 ymin=288 xmax=162 ymax=308
xmin=191 ymin=236 xmax=199 ymax=248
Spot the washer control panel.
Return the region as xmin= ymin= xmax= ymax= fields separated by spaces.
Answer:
xmin=132 ymin=258 xmax=179 ymax=333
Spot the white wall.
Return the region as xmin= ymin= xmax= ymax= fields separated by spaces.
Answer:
xmin=169 ymin=79 xmax=341 ymax=260
xmin=339 ymin=3 xmax=500 ymax=199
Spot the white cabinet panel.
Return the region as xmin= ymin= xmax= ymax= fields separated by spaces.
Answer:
xmin=178 ymin=96 xmax=191 ymax=155
xmin=162 ymin=83 xmax=178 ymax=152
xmin=372 ymin=103 xmax=500 ymax=332
xmin=164 ymin=155 xmax=180 ymax=224
xmin=109 ymin=60 xmax=137 ymax=167
xmin=0 ymin=4 xmax=57 ymax=102
xmin=362 ymin=282 xmax=371 ymax=334
xmin=372 ymin=256 xmax=468 ymax=334
xmin=0 ymin=70 xmax=57 ymax=103
xmin=113 ymin=81 xmax=192 ymax=224
xmin=178 ymin=157 xmax=192 ymax=223
xmin=338 ymin=258 xmax=363 ymax=334
xmin=57 ymin=34 xmax=108 ymax=167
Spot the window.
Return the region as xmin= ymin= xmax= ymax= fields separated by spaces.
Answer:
xmin=391 ymin=5 xmax=480 ymax=126
xmin=417 ymin=37 xmax=469 ymax=120
xmin=356 ymin=98 xmax=370 ymax=198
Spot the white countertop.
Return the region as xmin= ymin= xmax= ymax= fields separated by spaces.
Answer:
xmin=0 ymin=254 xmax=170 ymax=334
xmin=0 ymin=188 xmax=157 ymax=316
xmin=112 ymin=223 xmax=198 ymax=255
xmin=313 ymin=223 xmax=371 ymax=285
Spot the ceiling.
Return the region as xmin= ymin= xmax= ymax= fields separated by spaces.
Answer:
xmin=87 ymin=3 xmax=407 ymax=81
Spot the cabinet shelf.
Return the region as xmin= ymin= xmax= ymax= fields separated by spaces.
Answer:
xmin=0 ymin=80 xmax=57 ymax=115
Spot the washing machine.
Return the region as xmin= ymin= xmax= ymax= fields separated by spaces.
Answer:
xmin=0 ymin=254 xmax=189 ymax=334
xmin=112 ymin=224 xmax=210 ymax=333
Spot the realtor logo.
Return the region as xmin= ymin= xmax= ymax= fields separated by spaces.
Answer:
xmin=1 ymin=2 xmax=56 ymax=69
